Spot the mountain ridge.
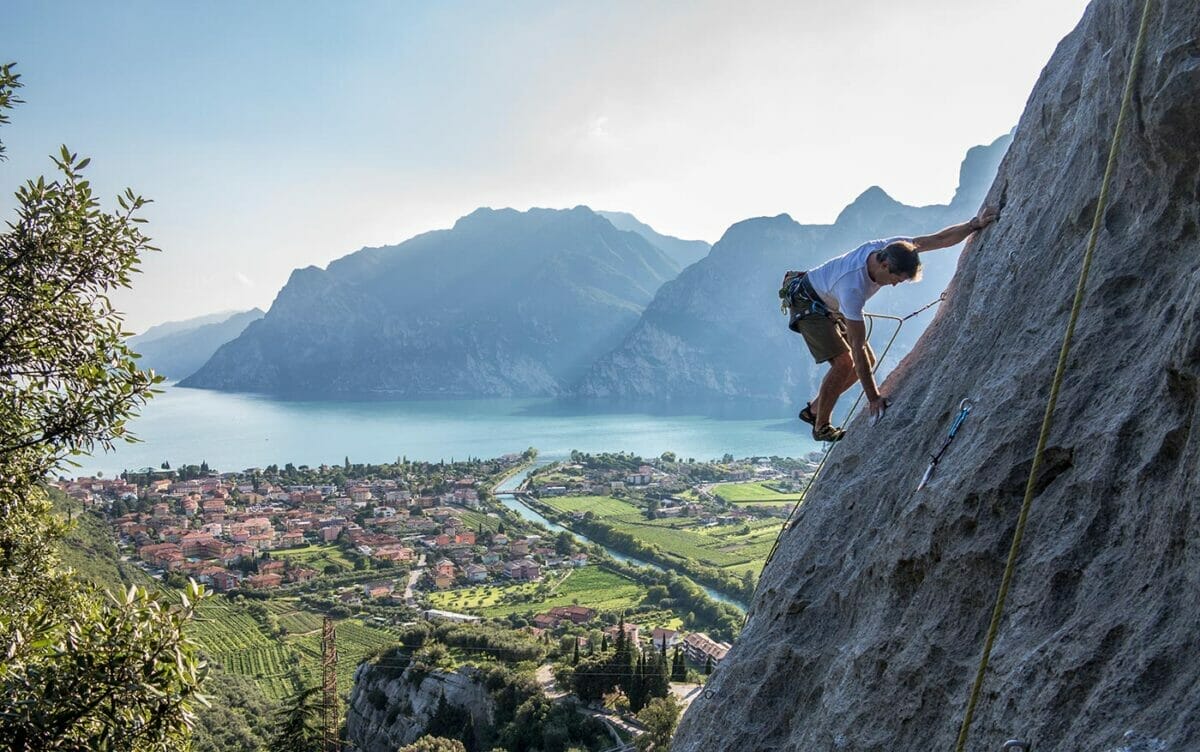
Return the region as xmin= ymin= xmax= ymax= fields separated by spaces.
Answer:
xmin=597 ymin=210 xmax=712 ymax=269
xmin=180 ymin=206 xmax=681 ymax=397
xmin=129 ymin=308 xmax=264 ymax=381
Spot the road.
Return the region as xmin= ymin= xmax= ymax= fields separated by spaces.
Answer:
xmin=404 ymin=553 xmax=427 ymax=607
xmin=581 ymin=707 xmax=644 ymax=740
xmin=535 ymin=663 xmax=567 ymax=700
xmin=670 ymin=681 xmax=703 ymax=711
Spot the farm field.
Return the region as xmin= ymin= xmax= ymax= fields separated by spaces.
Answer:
xmin=287 ymin=618 xmax=403 ymax=694
xmin=537 ymin=494 xmax=778 ymax=573
xmin=711 ymin=481 xmax=803 ymax=506
xmin=189 ymin=596 xmax=400 ymax=699
xmin=270 ymin=542 xmax=355 ymax=571
xmin=458 ymin=509 xmax=503 ymax=533
xmin=264 ymin=598 xmax=325 ymax=635
xmin=537 ymin=495 xmax=642 ymax=518
xmin=189 ymin=598 xmax=302 ymax=700
xmin=427 ymin=566 xmax=647 ymax=619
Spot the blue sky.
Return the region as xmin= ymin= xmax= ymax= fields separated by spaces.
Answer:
xmin=2 ymin=1 xmax=1090 ymax=331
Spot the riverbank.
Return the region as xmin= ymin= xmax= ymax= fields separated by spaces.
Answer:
xmin=516 ymin=492 xmax=757 ymax=607
xmin=490 ymin=463 xmax=748 ymax=614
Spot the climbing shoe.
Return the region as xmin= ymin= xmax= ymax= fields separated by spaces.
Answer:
xmin=798 ymin=402 xmax=816 ymax=426
xmin=812 ymin=424 xmax=845 ymax=442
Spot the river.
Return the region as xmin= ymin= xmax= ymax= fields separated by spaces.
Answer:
xmin=494 ymin=465 xmax=748 ymax=611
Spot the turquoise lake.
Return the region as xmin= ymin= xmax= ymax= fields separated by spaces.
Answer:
xmin=72 ymin=385 xmax=823 ymax=477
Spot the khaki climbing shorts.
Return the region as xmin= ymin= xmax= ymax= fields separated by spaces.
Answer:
xmin=789 ymin=310 xmax=852 ymax=364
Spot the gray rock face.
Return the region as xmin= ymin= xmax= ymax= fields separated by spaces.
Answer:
xmin=572 ymin=135 xmax=1012 ymax=406
xmin=672 ymin=2 xmax=1200 ymax=751
xmin=346 ymin=663 xmax=494 ymax=752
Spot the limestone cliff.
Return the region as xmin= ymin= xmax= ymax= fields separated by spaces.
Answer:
xmin=346 ymin=663 xmax=494 ymax=752
xmin=673 ymin=1 xmax=1200 ymax=750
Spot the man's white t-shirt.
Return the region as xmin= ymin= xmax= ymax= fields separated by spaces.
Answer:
xmin=805 ymin=237 xmax=911 ymax=321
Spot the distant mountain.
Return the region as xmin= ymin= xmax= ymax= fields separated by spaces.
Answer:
xmin=572 ymin=134 xmax=1012 ymax=407
xmin=180 ymin=207 xmax=680 ymax=397
xmin=129 ymin=309 xmax=265 ymax=381
xmin=134 ymin=310 xmax=245 ymax=342
xmin=597 ymin=211 xmax=711 ymax=268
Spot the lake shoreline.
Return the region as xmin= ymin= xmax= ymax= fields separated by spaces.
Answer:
xmin=74 ymin=386 xmax=821 ymax=477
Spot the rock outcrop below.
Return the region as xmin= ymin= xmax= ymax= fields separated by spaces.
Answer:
xmin=346 ymin=663 xmax=493 ymax=752
xmin=673 ymin=2 xmax=1199 ymax=751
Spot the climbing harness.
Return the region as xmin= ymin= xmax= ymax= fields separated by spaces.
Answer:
xmin=916 ymin=398 xmax=973 ymax=491
xmin=781 ymin=270 xmax=832 ymax=327
xmin=746 ymin=292 xmax=946 ymax=629
xmin=953 ymin=1 xmax=1155 ymax=749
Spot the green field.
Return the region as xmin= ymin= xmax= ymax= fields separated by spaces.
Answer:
xmin=530 ymin=470 xmax=579 ymax=487
xmin=189 ymin=599 xmax=303 ymax=700
xmin=270 ymin=543 xmax=354 ymax=571
xmin=266 ymin=599 xmax=325 ymax=635
xmin=189 ymin=596 xmax=399 ymax=699
xmin=428 ymin=566 xmax=647 ymax=618
xmin=711 ymin=481 xmax=803 ymax=505
xmin=458 ymin=509 xmax=503 ymax=533
xmin=538 ymin=495 xmax=642 ymax=517
xmin=286 ymin=618 xmax=400 ymax=694
xmin=537 ymin=494 xmax=778 ymax=572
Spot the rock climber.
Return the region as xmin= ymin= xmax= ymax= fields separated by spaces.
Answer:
xmin=787 ymin=207 xmax=998 ymax=442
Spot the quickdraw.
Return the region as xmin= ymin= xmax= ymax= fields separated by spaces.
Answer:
xmin=917 ymin=398 xmax=973 ymax=492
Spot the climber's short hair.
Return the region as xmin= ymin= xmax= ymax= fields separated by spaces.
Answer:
xmin=878 ymin=240 xmax=923 ymax=282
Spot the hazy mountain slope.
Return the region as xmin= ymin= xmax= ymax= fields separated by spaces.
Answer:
xmin=133 ymin=310 xmax=244 ymax=342
xmin=573 ymin=134 xmax=1012 ymax=407
xmin=673 ymin=2 xmax=1200 ymax=749
xmin=597 ymin=210 xmax=712 ymax=268
xmin=180 ymin=207 xmax=680 ymax=397
xmin=129 ymin=308 xmax=264 ymax=381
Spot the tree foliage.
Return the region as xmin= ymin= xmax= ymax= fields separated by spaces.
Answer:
xmin=670 ymin=646 xmax=687 ymax=683
xmin=189 ymin=670 xmax=276 ymax=752
xmin=634 ymin=695 xmax=681 ymax=751
xmin=398 ymin=737 xmax=467 ymax=752
xmin=0 ymin=62 xmax=207 ymax=751
xmin=268 ymin=685 xmax=322 ymax=752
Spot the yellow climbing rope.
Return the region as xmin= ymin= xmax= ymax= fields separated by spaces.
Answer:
xmin=953 ymin=1 xmax=1155 ymax=749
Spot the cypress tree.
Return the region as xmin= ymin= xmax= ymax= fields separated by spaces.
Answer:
xmin=649 ymin=648 xmax=670 ymax=700
xmin=613 ymin=616 xmax=627 ymax=659
xmin=609 ymin=618 xmax=635 ymax=707
xmin=671 ymin=646 xmax=687 ymax=682
xmin=704 ymin=655 xmax=713 ymax=676
xmin=572 ymin=639 xmax=580 ymax=665
xmin=627 ymin=652 xmax=647 ymax=712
